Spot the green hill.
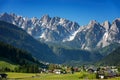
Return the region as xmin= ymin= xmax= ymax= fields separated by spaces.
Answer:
xmin=0 ymin=59 xmax=18 ymax=71
xmin=97 ymin=43 xmax=120 ymax=56
xmin=0 ymin=41 xmax=46 ymax=72
xmin=98 ymin=46 xmax=120 ymax=66
xmin=0 ymin=21 xmax=58 ymax=63
xmin=0 ymin=41 xmax=40 ymax=65
xmin=50 ymin=45 xmax=103 ymax=65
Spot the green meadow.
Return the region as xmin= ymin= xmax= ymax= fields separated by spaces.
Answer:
xmin=6 ymin=72 xmax=120 ymax=80
xmin=0 ymin=61 xmax=120 ymax=80
xmin=0 ymin=60 xmax=18 ymax=71
xmin=0 ymin=59 xmax=120 ymax=80
xmin=7 ymin=72 xmax=95 ymax=80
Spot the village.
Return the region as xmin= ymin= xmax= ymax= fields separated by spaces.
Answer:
xmin=39 ymin=63 xmax=120 ymax=79
xmin=0 ymin=62 xmax=120 ymax=79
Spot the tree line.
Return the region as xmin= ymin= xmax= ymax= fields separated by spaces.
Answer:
xmin=0 ymin=41 xmax=44 ymax=73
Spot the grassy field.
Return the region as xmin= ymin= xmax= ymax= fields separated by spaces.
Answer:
xmin=0 ymin=60 xmax=18 ymax=70
xmin=6 ymin=72 xmax=120 ymax=80
xmin=6 ymin=72 xmax=95 ymax=80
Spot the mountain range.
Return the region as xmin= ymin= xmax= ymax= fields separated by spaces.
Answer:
xmin=0 ymin=13 xmax=120 ymax=50
xmin=0 ymin=13 xmax=120 ymax=65
xmin=0 ymin=20 xmax=102 ymax=64
xmin=0 ymin=20 xmax=58 ymax=63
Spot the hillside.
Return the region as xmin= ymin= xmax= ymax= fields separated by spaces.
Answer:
xmin=0 ymin=41 xmax=47 ymax=72
xmin=98 ymin=46 xmax=120 ymax=66
xmin=0 ymin=59 xmax=18 ymax=71
xmin=0 ymin=20 xmax=58 ymax=63
xmin=97 ymin=43 xmax=120 ymax=56
xmin=0 ymin=41 xmax=42 ymax=65
xmin=0 ymin=20 xmax=103 ymax=64
xmin=50 ymin=45 xmax=103 ymax=65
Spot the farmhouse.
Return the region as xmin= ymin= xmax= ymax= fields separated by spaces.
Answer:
xmin=53 ymin=69 xmax=62 ymax=74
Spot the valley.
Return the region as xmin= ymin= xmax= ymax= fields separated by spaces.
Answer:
xmin=0 ymin=13 xmax=120 ymax=80
xmin=0 ymin=0 xmax=120 ymax=79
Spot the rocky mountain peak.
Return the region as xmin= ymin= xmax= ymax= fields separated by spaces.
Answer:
xmin=31 ymin=17 xmax=39 ymax=24
xmin=113 ymin=18 xmax=120 ymax=28
xmin=1 ymin=12 xmax=9 ymax=16
xmin=87 ymin=20 xmax=102 ymax=30
xmin=41 ymin=14 xmax=50 ymax=19
xmin=114 ymin=18 xmax=120 ymax=22
xmin=110 ymin=18 xmax=120 ymax=32
xmin=0 ymin=13 xmax=120 ymax=50
xmin=102 ymin=21 xmax=111 ymax=31
xmin=0 ymin=13 xmax=81 ymax=42
xmin=0 ymin=13 xmax=12 ymax=22
xmin=40 ymin=14 xmax=51 ymax=23
xmin=89 ymin=20 xmax=98 ymax=25
xmin=88 ymin=20 xmax=99 ymax=28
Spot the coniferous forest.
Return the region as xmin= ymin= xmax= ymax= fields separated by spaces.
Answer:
xmin=0 ymin=41 xmax=45 ymax=73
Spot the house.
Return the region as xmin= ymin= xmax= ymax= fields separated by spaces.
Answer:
xmin=99 ymin=75 xmax=104 ymax=79
xmin=87 ymin=68 xmax=94 ymax=73
xmin=96 ymin=66 xmax=119 ymax=79
xmin=87 ymin=66 xmax=97 ymax=73
xmin=53 ymin=69 xmax=62 ymax=74
xmin=105 ymin=68 xmax=118 ymax=78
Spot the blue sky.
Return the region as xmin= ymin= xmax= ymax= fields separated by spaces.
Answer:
xmin=0 ymin=0 xmax=120 ymax=25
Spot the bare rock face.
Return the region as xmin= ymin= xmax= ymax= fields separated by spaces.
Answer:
xmin=72 ymin=20 xmax=106 ymax=50
xmin=97 ymin=19 xmax=120 ymax=48
xmin=0 ymin=13 xmax=80 ymax=42
xmin=0 ymin=13 xmax=120 ymax=50
xmin=107 ymin=19 xmax=120 ymax=43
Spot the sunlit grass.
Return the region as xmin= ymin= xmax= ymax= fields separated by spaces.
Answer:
xmin=6 ymin=72 xmax=120 ymax=80
xmin=0 ymin=60 xmax=18 ymax=70
xmin=107 ymin=77 xmax=120 ymax=80
xmin=7 ymin=72 xmax=36 ymax=79
xmin=7 ymin=72 xmax=96 ymax=80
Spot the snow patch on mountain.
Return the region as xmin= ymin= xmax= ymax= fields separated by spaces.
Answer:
xmin=63 ymin=27 xmax=82 ymax=42
xmin=0 ymin=13 xmax=120 ymax=50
